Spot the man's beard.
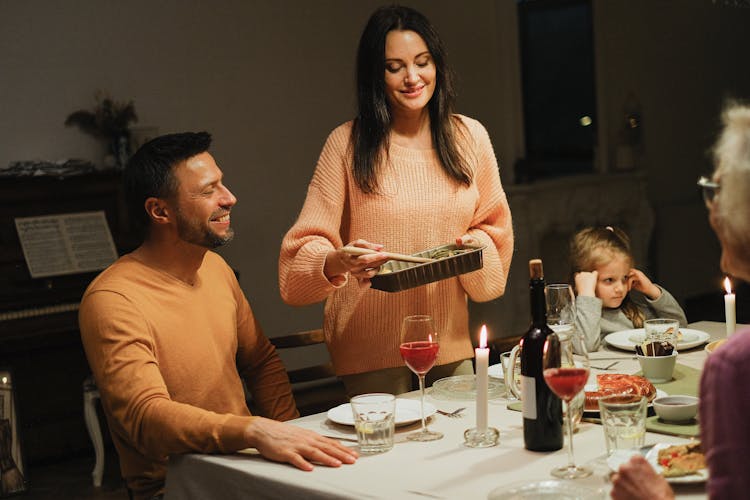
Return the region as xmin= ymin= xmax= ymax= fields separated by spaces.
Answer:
xmin=175 ymin=209 xmax=234 ymax=249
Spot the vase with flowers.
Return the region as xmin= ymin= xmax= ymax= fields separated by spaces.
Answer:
xmin=65 ymin=91 xmax=138 ymax=169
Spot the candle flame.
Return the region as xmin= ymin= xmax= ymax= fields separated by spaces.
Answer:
xmin=480 ymin=325 xmax=487 ymax=349
xmin=724 ymin=276 xmax=733 ymax=294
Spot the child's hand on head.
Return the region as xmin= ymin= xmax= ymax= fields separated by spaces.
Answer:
xmin=574 ymin=271 xmax=598 ymax=297
xmin=628 ymin=269 xmax=661 ymax=300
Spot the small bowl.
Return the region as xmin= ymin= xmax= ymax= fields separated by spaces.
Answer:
xmin=636 ymin=351 xmax=678 ymax=383
xmin=652 ymin=395 xmax=698 ymax=423
xmin=705 ymin=339 xmax=727 ymax=355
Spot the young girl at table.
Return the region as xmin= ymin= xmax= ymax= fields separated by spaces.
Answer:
xmin=570 ymin=226 xmax=687 ymax=352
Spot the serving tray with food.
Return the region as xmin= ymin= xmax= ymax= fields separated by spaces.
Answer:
xmin=369 ymin=243 xmax=484 ymax=292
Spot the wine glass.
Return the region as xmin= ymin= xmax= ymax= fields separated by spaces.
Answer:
xmin=399 ymin=315 xmax=443 ymax=441
xmin=546 ymin=283 xmax=576 ymax=332
xmin=546 ymin=283 xmax=585 ymax=424
xmin=542 ymin=331 xmax=592 ymax=478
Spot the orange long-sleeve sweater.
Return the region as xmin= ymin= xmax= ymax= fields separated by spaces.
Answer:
xmin=279 ymin=115 xmax=513 ymax=376
xmin=79 ymin=251 xmax=297 ymax=500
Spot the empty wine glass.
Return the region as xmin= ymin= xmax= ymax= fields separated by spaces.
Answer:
xmin=546 ymin=283 xmax=576 ymax=331
xmin=542 ymin=331 xmax=592 ymax=479
xmin=399 ymin=315 xmax=443 ymax=441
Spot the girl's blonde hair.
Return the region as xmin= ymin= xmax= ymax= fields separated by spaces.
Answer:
xmin=569 ymin=226 xmax=645 ymax=327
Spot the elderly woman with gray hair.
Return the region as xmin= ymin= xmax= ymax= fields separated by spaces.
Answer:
xmin=611 ymin=103 xmax=750 ymax=499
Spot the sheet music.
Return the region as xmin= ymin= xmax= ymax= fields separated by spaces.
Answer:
xmin=14 ymin=211 xmax=118 ymax=278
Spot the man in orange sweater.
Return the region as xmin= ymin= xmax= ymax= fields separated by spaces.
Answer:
xmin=79 ymin=132 xmax=356 ymax=500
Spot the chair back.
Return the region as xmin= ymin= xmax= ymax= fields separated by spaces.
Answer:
xmin=269 ymin=328 xmax=347 ymax=416
xmin=269 ymin=329 xmax=336 ymax=384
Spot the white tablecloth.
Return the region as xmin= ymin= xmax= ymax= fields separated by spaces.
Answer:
xmin=164 ymin=321 xmax=729 ymax=500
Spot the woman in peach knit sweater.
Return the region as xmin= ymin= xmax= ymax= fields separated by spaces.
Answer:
xmin=279 ymin=5 xmax=513 ymax=396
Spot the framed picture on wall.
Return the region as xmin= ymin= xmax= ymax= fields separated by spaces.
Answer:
xmin=0 ymin=369 xmax=27 ymax=496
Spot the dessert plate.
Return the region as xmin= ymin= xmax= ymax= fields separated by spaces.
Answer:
xmin=326 ymin=399 xmax=435 ymax=427
xmin=604 ymin=328 xmax=710 ymax=351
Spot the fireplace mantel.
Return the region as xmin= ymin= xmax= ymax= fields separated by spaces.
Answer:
xmin=470 ymin=172 xmax=653 ymax=338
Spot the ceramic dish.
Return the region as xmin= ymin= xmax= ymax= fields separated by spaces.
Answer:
xmin=326 ymin=399 xmax=436 ymax=427
xmin=430 ymin=374 xmax=505 ymax=401
xmin=652 ymin=395 xmax=699 ymax=422
xmin=604 ymin=328 xmax=710 ymax=352
xmin=369 ymin=244 xmax=483 ymax=292
xmin=582 ymin=384 xmax=666 ymax=417
xmin=704 ymin=338 xmax=727 ymax=355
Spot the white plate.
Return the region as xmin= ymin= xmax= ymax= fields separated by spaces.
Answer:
xmin=488 ymin=363 xmax=504 ymax=380
xmin=583 ymin=385 xmax=666 ymax=415
xmin=326 ymin=399 xmax=436 ymax=427
xmin=645 ymin=443 xmax=709 ymax=484
xmin=431 ymin=374 xmax=505 ymax=400
xmin=488 ymin=479 xmax=600 ymax=499
xmin=604 ymin=328 xmax=711 ymax=352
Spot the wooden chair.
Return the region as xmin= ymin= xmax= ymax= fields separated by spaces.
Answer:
xmin=82 ymin=375 xmax=105 ymax=487
xmin=269 ymin=328 xmax=348 ymax=416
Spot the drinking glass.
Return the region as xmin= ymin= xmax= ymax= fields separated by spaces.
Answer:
xmin=399 ymin=315 xmax=443 ymax=441
xmin=547 ymin=283 xmax=585 ymax=355
xmin=542 ymin=331 xmax=592 ymax=478
xmin=546 ymin=283 xmax=576 ymax=331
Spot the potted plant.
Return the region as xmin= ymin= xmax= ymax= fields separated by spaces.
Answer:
xmin=65 ymin=91 xmax=138 ymax=169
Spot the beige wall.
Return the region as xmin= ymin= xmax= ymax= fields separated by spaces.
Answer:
xmin=2 ymin=1 xmax=748 ymax=349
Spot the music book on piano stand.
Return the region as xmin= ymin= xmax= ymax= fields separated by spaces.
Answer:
xmin=14 ymin=211 xmax=118 ymax=279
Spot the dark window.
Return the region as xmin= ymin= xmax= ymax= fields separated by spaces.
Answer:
xmin=516 ymin=0 xmax=597 ymax=182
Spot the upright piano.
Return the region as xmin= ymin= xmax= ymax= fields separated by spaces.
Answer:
xmin=0 ymin=170 xmax=135 ymax=463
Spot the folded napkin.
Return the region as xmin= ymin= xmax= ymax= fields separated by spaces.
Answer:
xmin=637 ymin=363 xmax=702 ymax=397
xmin=645 ymin=415 xmax=700 ymax=437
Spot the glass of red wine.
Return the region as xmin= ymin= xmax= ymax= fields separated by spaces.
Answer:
xmin=399 ymin=315 xmax=443 ymax=441
xmin=542 ymin=331 xmax=592 ymax=478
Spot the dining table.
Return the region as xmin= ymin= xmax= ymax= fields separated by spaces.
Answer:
xmin=164 ymin=321 xmax=731 ymax=500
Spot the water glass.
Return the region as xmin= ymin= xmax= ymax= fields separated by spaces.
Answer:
xmin=350 ymin=393 xmax=396 ymax=454
xmin=598 ymin=394 xmax=647 ymax=455
xmin=501 ymin=349 xmax=522 ymax=399
xmin=644 ymin=318 xmax=680 ymax=345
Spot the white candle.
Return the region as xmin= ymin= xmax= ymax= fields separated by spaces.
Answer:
xmin=475 ymin=325 xmax=489 ymax=432
xmin=725 ymin=277 xmax=736 ymax=337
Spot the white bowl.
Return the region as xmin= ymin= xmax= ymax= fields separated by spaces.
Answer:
xmin=652 ymin=395 xmax=698 ymax=422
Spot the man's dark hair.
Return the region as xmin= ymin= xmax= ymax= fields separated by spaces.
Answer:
xmin=123 ymin=131 xmax=212 ymax=239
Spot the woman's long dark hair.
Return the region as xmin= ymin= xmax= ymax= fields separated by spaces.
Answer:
xmin=352 ymin=5 xmax=471 ymax=193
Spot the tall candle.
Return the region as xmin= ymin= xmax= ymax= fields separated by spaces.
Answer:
xmin=725 ymin=277 xmax=736 ymax=337
xmin=475 ymin=325 xmax=489 ymax=432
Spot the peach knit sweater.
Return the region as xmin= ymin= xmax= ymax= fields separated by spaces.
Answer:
xmin=80 ymin=252 xmax=297 ymax=499
xmin=279 ymin=115 xmax=513 ymax=376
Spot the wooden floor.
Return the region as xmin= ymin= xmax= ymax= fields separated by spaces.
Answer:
xmin=21 ymin=449 xmax=129 ymax=500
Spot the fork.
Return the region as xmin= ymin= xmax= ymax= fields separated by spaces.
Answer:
xmin=591 ymin=361 xmax=619 ymax=370
xmin=437 ymin=407 xmax=466 ymax=418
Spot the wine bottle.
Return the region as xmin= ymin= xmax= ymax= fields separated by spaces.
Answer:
xmin=521 ymin=258 xmax=563 ymax=451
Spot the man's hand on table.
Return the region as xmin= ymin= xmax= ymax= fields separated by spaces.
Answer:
xmin=245 ymin=417 xmax=358 ymax=471
xmin=610 ymin=455 xmax=674 ymax=500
